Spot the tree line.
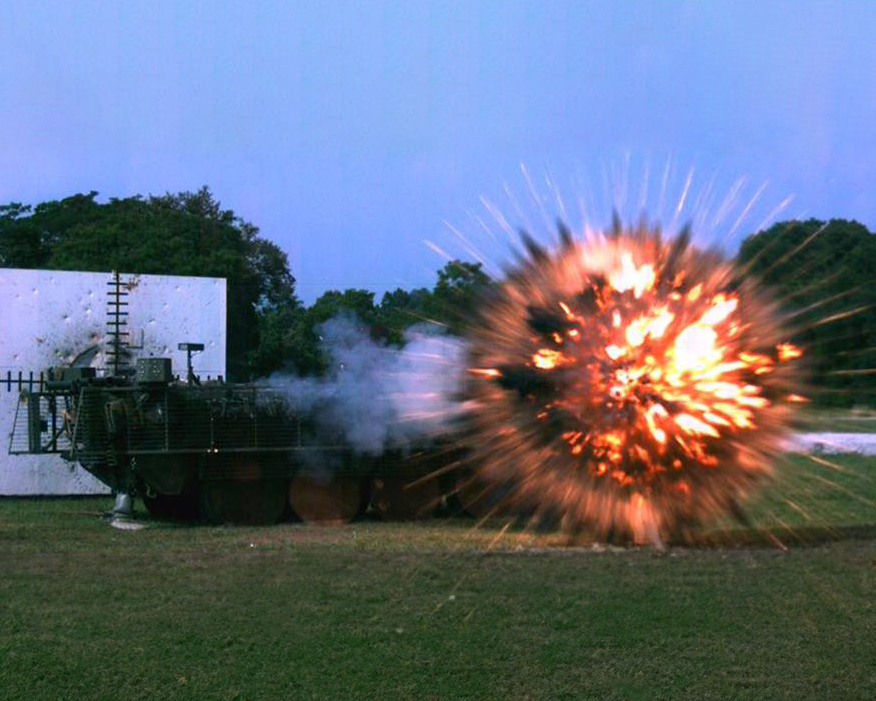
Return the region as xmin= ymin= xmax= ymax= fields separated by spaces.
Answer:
xmin=738 ymin=218 xmax=876 ymax=407
xmin=2 ymin=188 xmax=874 ymax=406
xmin=0 ymin=188 xmax=488 ymax=380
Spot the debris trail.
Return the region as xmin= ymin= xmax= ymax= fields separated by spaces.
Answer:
xmin=463 ymin=219 xmax=803 ymax=543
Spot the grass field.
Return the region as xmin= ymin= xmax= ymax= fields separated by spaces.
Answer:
xmin=797 ymin=408 xmax=876 ymax=434
xmin=2 ymin=454 xmax=875 ymax=700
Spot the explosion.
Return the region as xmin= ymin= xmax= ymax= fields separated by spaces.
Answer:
xmin=465 ymin=219 xmax=803 ymax=543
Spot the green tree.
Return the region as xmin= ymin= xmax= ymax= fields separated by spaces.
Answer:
xmin=428 ymin=260 xmax=491 ymax=333
xmin=274 ymin=262 xmax=491 ymax=377
xmin=0 ymin=187 xmax=300 ymax=380
xmin=738 ymin=218 xmax=876 ymax=407
xmin=281 ymin=289 xmax=378 ymax=376
xmin=1 ymin=188 xmax=493 ymax=381
xmin=378 ymin=286 xmax=435 ymax=344
xmin=378 ymin=260 xmax=491 ymax=340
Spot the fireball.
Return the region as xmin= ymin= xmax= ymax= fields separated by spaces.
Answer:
xmin=465 ymin=219 xmax=803 ymax=543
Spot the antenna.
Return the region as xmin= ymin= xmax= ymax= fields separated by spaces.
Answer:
xmin=106 ymin=271 xmax=130 ymax=375
xmin=178 ymin=343 xmax=205 ymax=384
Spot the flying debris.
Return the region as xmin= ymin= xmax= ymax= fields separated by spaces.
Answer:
xmin=464 ymin=219 xmax=804 ymax=543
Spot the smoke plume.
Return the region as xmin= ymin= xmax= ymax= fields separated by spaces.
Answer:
xmin=266 ymin=313 xmax=466 ymax=454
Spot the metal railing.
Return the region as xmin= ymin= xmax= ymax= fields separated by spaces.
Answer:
xmin=10 ymin=384 xmax=310 ymax=459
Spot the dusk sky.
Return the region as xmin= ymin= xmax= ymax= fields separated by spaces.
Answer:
xmin=2 ymin=1 xmax=875 ymax=302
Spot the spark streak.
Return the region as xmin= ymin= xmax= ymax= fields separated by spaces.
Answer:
xmin=464 ymin=219 xmax=803 ymax=542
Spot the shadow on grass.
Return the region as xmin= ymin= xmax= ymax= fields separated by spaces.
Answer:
xmin=9 ymin=495 xmax=874 ymax=552
xmin=132 ymin=509 xmax=876 ymax=550
xmin=685 ymin=522 xmax=876 ymax=549
xmin=442 ymin=513 xmax=876 ymax=550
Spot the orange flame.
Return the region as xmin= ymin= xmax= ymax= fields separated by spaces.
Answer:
xmin=466 ymin=223 xmax=805 ymax=542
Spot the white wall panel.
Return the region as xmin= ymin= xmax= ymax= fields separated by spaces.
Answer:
xmin=1 ymin=268 xmax=226 ymax=494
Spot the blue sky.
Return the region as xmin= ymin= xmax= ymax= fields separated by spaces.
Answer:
xmin=2 ymin=1 xmax=874 ymax=302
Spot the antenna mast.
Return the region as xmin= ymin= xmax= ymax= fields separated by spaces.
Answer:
xmin=106 ymin=271 xmax=130 ymax=375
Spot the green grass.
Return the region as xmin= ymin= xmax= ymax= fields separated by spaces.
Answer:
xmin=797 ymin=408 xmax=876 ymax=433
xmin=2 ymin=455 xmax=875 ymax=701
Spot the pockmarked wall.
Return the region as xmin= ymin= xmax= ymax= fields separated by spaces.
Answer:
xmin=0 ymin=269 xmax=226 ymax=495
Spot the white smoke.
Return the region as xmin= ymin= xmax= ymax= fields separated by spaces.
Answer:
xmin=265 ymin=313 xmax=466 ymax=454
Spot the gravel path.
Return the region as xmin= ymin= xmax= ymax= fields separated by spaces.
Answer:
xmin=785 ymin=433 xmax=876 ymax=455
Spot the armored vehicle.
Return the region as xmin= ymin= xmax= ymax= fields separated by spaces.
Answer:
xmin=4 ymin=272 xmax=480 ymax=524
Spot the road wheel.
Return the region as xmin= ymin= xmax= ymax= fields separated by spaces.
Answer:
xmin=289 ymin=474 xmax=367 ymax=524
